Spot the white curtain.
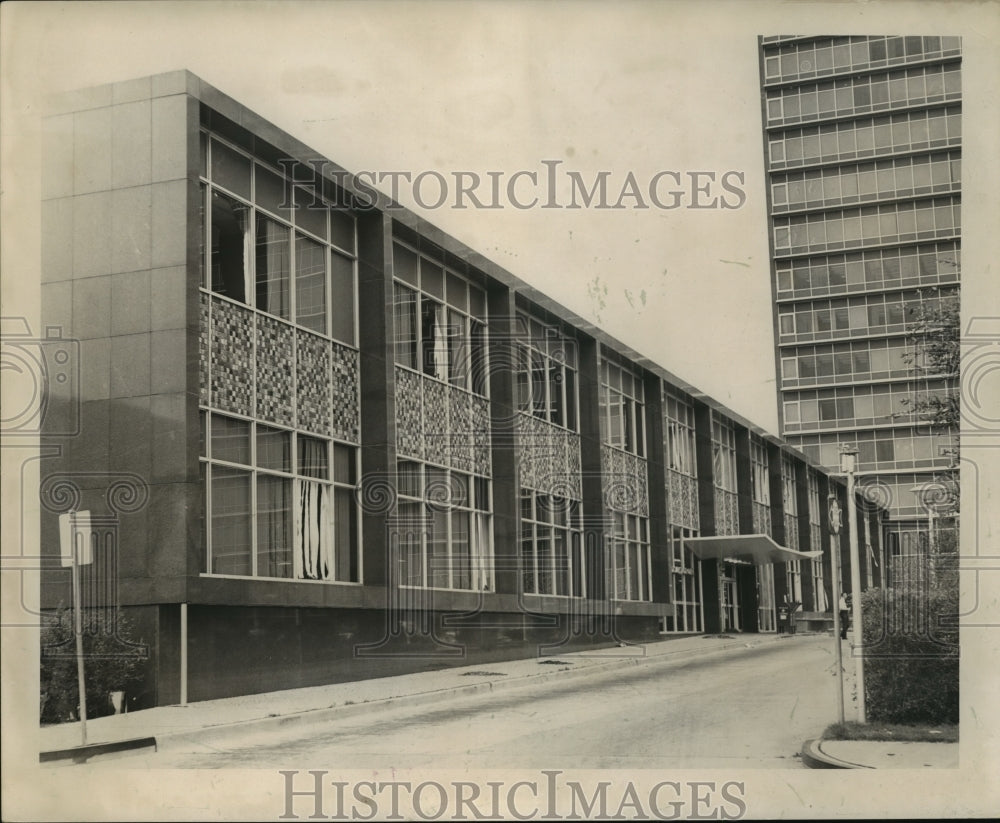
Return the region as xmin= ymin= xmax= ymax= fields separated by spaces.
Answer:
xmin=433 ymin=306 xmax=448 ymax=381
xmin=476 ymin=513 xmax=492 ymax=591
xmin=295 ymin=480 xmax=332 ymax=580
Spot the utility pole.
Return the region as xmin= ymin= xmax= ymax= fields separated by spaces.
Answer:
xmin=828 ymin=492 xmax=845 ymax=725
xmin=841 ymin=445 xmax=866 ymax=725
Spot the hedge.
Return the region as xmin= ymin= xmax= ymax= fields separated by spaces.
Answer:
xmin=40 ymin=608 xmax=147 ymax=724
xmin=860 ymin=553 xmax=959 ymax=725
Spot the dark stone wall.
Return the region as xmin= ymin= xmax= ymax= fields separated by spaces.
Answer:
xmin=183 ymin=605 xmax=662 ymax=703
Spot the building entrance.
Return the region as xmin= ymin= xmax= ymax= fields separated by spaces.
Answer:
xmin=721 ymin=564 xmax=741 ymax=632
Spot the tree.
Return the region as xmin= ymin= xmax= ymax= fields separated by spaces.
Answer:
xmin=898 ymin=293 xmax=960 ymax=429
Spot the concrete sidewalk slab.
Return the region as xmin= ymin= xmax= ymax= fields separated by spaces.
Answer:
xmin=40 ymin=631 xmax=801 ymax=761
xmin=801 ymin=738 xmax=958 ymax=769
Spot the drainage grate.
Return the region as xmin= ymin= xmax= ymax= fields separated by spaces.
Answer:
xmin=461 ymin=671 xmax=508 ymax=677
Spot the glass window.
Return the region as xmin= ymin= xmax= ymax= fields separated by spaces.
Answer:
xmin=421 ymin=298 xmax=447 ymax=380
xmin=257 ymin=426 xmax=291 ymax=472
xmin=255 ymin=215 xmax=290 ymax=320
xmin=298 ymin=435 xmax=329 ymax=478
xmin=295 ymin=234 xmax=327 ymax=334
xmin=330 ymin=209 xmax=355 ymax=254
xmin=255 ymin=164 xmax=292 ymax=223
xmin=421 ymin=260 xmax=445 ymax=300
xmin=211 ymin=140 xmax=251 ymax=199
xmin=395 ymin=244 xmax=419 ymax=286
xmin=211 ymin=467 xmax=252 ymax=575
xmin=294 ymin=186 xmax=327 ymax=240
xmin=212 ymin=414 xmax=251 ymax=465
xmin=393 ymin=284 xmax=418 ymax=369
xmin=330 ymin=251 xmax=355 ymax=345
xmin=211 ymin=192 xmax=251 ymax=303
xmin=257 ymin=473 xmax=293 ymax=579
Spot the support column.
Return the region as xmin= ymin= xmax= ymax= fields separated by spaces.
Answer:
xmin=645 ymin=374 xmax=671 ymax=607
xmin=694 ymin=402 xmax=719 ymax=632
xmin=767 ymin=444 xmax=789 ymax=617
xmin=795 ymin=461 xmax=816 ymax=610
xmin=487 ymin=286 xmax=520 ymax=597
xmin=357 ymin=210 xmax=394 ymax=587
xmin=577 ymin=336 xmax=607 ymax=603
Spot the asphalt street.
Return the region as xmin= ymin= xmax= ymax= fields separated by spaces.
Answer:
xmin=105 ymin=634 xmax=846 ymax=770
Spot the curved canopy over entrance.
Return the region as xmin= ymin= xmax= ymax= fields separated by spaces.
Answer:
xmin=683 ymin=534 xmax=822 ymax=565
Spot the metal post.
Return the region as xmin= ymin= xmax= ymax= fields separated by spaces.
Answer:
xmin=830 ymin=530 xmax=845 ymax=725
xmin=846 ymin=465 xmax=867 ymax=724
xmin=71 ymin=514 xmax=88 ymax=746
xmin=180 ymin=602 xmax=188 ymax=706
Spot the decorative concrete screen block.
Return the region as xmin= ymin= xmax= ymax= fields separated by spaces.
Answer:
xmin=753 ymin=501 xmax=772 ymax=537
xmin=565 ymin=432 xmax=582 ymax=490
xmin=330 ymin=342 xmax=360 ymax=444
xmin=295 ymin=329 xmax=332 ymax=437
xmin=601 ymin=445 xmax=649 ymax=517
xmin=448 ymin=388 xmax=473 ymax=473
xmin=785 ymin=512 xmax=800 ymax=549
xmin=516 ymin=415 xmax=538 ymax=490
xmin=256 ymin=314 xmax=295 ymax=428
xmin=559 ymin=431 xmax=583 ymax=501
xmin=518 ymin=414 xmax=553 ymax=492
xmin=199 ymin=292 xmax=209 ymax=405
xmin=210 ymin=297 xmax=253 ymax=416
xmin=518 ymin=413 xmax=582 ymax=500
xmin=668 ymin=470 xmax=700 ymax=531
xmin=470 ymin=394 xmax=492 ymax=477
xmin=395 ymin=367 xmax=424 ymax=460
xmin=422 ymin=376 xmax=450 ymax=466
xmin=714 ymin=489 xmax=740 ymax=536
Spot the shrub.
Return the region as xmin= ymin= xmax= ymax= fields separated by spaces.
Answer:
xmin=40 ymin=608 xmax=147 ymax=724
xmin=860 ymin=554 xmax=959 ymax=725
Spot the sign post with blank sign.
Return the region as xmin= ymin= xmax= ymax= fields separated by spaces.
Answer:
xmin=59 ymin=510 xmax=92 ymax=746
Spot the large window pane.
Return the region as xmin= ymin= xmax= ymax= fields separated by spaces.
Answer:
xmin=255 ymin=215 xmax=290 ymax=319
xmin=212 ymin=414 xmax=251 ymax=465
xmin=211 ymin=467 xmax=252 ymax=575
xmin=295 ymin=234 xmax=327 ymax=334
xmin=255 ymin=164 xmax=292 ymax=222
xmin=211 ymin=192 xmax=251 ymax=303
xmin=256 ymin=425 xmax=291 ymax=472
xmin=393 ymin=283 xmax=418 ymax=369
xmin=257 ymin=474 xmax=292 ymax=578
xmin=298 ymin=435 xmax=329 ymax=479
xmin=211 ymin=140 xmax=251 ymax=199
xmin=334 ymin=486 xmax=358 ymax=582
xmin=330 ymin=251 xmax=355 ymax=345
xmin=421 ymin=299 xmax=447 ymax=380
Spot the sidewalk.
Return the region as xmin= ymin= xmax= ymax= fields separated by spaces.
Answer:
xmin=40 ymin=631 xmax=794 ymax=763
xmin=801 ymin=737 xmax=959 ymax=769
xmin=798 ymin=636 xmax=959 ymax=770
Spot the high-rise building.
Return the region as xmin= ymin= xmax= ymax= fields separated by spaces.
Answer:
xmin=758 ymin=35 xmax=961 ymax=555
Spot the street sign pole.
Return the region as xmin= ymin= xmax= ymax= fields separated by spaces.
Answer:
xmin=845 ymin=462 xmax=867 ymax=724
xmin=60 ymin=510 xmax=93 ymax=747
xmin=828 ymin=494 xmax=845 ymax=725
xmin=71 ymin=513 xmax=88 ymax=746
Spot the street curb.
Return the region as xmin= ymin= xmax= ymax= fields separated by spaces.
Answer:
xmin=800 ymin=738 xmax=872 ymax=769
xmin=39 ymin=736 xmax=157 ymax=764
xmin=154 ymin=634 xmax=790 ymax=751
